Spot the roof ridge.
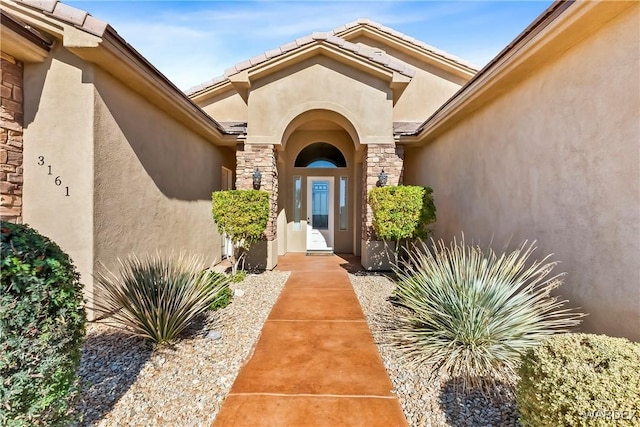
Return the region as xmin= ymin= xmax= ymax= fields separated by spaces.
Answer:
xmin=16 ymin=0 xmax=108 ymax=36
xmin=332 ymin=17 xmax=479 ymax=71
xmin=186 ymin=28 xmax=416 ymax=96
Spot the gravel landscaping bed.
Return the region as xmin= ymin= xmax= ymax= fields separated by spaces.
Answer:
xmin=73 ymin=267 xmax=519 ymax=426
xmin=73 ymin=270 xmax=289 ymax=426
xmin=350 ymin=272 xmax=521 ymax=427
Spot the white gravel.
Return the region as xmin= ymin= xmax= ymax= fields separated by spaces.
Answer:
xmin=349 ymin=272 xmax=521 ymax=427
xmin=73 ymin=270 xmax=289 ymax=426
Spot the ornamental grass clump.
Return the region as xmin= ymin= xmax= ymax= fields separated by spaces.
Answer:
xmin=391 ymin=237 xmax=583 ymax=392
xmin=517 ymin=333 xmax=640 ymax=427
xmin=93 ymin=253 xmax=230 ymax=345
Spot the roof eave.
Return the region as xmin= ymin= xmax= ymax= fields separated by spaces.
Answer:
xmin=190 ymin=41 xmax=414 ymax=104
xmin=336 ymin=25 xmax=477 ymax=79
xmin=0 ymin=9 xmax=52 ymax=62
xmin=414 ymin=0 xmax=635 ymax=143
xmin=96 ymin=28 xmax=229 ymax=142
xmin=3 ymin=0 xmax=232 ymax=145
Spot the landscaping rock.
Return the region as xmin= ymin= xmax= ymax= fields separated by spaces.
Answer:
xmin=350 ymin=272 xmax=522 ymax=427
xmin=73 ymin=270 xmax=289 ymax=426
xmin=207 ymin=330 xmax=222 ymax=340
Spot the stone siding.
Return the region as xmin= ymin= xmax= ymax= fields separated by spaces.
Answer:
xmin=0 ymin=52 xmax=24 ymax=224
xmin=235 ymin=143 xmax=278 ymax=240
xmin=361 ymin=143 xmax=404 ymax=239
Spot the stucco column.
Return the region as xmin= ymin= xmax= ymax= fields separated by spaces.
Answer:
xmin=361 ymin=142 xmax=404 ymax=269
xmin=0 ymin=52 xmax=24 ymax=224
xmin=235 ymin=143 xmax=278 ymax=268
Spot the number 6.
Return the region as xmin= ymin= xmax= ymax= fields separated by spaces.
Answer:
xmin=55 ymin=176 xmax=61 ymax=186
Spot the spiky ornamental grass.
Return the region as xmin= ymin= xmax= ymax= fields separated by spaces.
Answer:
xmin=390 ymin=237 xmax=584 ymax=393
xmin=93 ymin=253 xmax=230 ymax=345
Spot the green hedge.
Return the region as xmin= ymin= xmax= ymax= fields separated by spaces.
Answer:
xmin=212 ymin=190 xmax=269 ymax=246
xmin=368 ymin=185 xmax=436 ymax=242
xmin=0 ymin=222 xmax=86 ymax=426
xmin=517 ymin=333 xmax=640 ymax=426
xmin=212 ymin=190 xmax=269 ymax=273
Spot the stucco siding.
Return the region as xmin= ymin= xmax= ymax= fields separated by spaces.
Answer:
xmin=199 ymin=89 xmax=248 ymax=123
xmin=404 ymin=7 xmax=640 ymax=340
xmin=350 ymin=35 xmax=468 ymax=122
xmin=248 ymin=56 xmax=393 ymax=144
xmin=92 ymin=68 xmax=234 ymax=278
xmin=23 ymin=46 xmax=95 ymax=299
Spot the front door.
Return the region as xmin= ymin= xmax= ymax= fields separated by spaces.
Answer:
xmin=306 ymin=177 xmax=333 ymax=251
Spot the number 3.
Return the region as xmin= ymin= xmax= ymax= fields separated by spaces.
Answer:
xmin=38 ymin=156 xmax=44 ymax=166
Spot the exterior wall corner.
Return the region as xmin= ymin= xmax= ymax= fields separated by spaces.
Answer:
xmin=0 ymin=51 xmax=24 ymax=224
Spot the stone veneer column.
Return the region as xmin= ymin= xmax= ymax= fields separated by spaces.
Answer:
xmin=0 ymin=52 xmax=24 ymax=224
xmin=235 ymin=143 xmax=278 ymax=241
xmin=361 ymin=143 xmax=404 ymax=241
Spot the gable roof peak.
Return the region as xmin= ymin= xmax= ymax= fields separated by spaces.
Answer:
xmin=333 ymin=18 xmax=479 ymax=71
xmin=187 ymin=27 xmax=417 ymax=96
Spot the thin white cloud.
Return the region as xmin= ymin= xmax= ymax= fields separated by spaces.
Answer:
xmin=68 ymin=0 xmax=550 ymax=90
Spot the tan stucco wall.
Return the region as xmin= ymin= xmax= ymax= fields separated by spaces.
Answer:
xmin=350 ymin=35 xmax=468 ymax=122
xmin=23 ymin=46 xmax=95 ymax=300
xmin=199 ymin=88 xmax=248 ymax=123
xmin=404 ymin=7 xmax=640 ymax=340
xmin=247 ymin=56 xmax=394 ymax=144
xmin=278 ymin=129 xmax=358 ymax=254
xmin=92 ymin=67 xmax=235 ymax=276
xmin=22 ymin=42 xmax=235 ymax=309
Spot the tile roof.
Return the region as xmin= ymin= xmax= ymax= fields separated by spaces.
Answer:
xmin=187 ymin=18 xmax=478 ymax=97
xmin=218 ymin=122 xmax=248 ymax=135
xmin=16 ymin=0 xmax=108 ymax=36
xmin=10 ymin=0 xmax=232 ymax=137
xmin=393 ymin=122 xmax=423 ymax=136
xmin=334 ymin=18 xmax=479 ymax=71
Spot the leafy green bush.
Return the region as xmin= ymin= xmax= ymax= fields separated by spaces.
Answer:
xmin=212 ymin=190 xmax=269 ymax=274
xmin=93 ymin=253 xmax=230 ymax=345
xmin=0 ymin=222 xmax=86 ymax=426
xmin=209 ymin=286 xmax=233 ymax=311
xmin=231 ymin=270 xmax=247 ymax=283
xmin=368 ymin=185 xmax=436 ymax=263
xmin=517 ymin=333 xmax=640 ymax=426
xmin=390 ymin=237 xmax=583 ymax=392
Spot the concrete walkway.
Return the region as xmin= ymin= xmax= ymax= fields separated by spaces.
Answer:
xmin=213 ymin=254 xmax=408 ymax=426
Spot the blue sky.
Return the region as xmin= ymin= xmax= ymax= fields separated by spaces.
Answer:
xmin=67 ymin=1 xmax=553 ymax=91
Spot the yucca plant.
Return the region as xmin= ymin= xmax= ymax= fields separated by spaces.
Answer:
xmin=93 ymin=253 xmax=230 ymax=345
xmin=390 ymin=237 xmax=584 ymax=392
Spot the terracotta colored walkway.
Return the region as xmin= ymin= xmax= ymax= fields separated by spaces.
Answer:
xmin=213 ymin=254 xmax=408 ymax=427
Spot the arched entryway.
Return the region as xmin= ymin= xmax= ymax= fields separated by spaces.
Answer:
xmin=276 ymin=110 xmax=363 ymax=256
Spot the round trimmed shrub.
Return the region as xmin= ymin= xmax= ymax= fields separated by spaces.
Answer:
xmin=517 ymin=333 xmax=640 ymax=426
xmin=0 ymin=222 xmax=86 ymax=426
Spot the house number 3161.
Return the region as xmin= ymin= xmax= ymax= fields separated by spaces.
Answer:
xmin=37 ymin=156 xmax=70 ymax=196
